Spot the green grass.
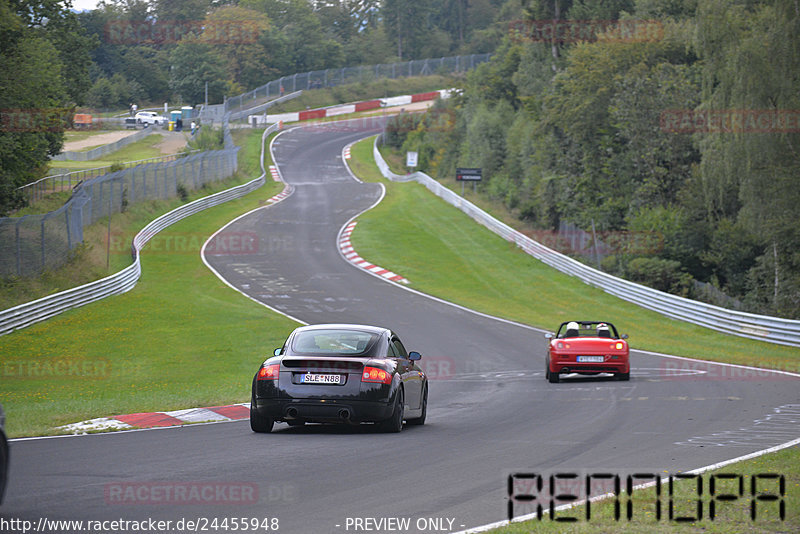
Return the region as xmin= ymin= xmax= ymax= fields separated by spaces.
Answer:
xmin=268 ymin=75 xmax=459 ymax=113
xmin=349 ymin=137 xmax=800 ymax=371
xmin=0 ymin=127 xmax=296 ymax=437
xmin=0 ymin=129 xmax=273 ymax=311
xmin=48 ymin=132 xmax=173 ymax=172
xmin=349 ymin=134 xmax=800 ymax=532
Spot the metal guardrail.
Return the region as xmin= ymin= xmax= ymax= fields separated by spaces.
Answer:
xmin=227 ymin=91 xmax=302 ymax=123
xmin=0 ymin=122 xmax=280 ymax=336
xmin=373 ymin=136 xmax=800 ymax=347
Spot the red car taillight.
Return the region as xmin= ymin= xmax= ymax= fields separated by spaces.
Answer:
xmin=362 ymin=366 xmax=392 ymax=384
xmin=257 ymin=364 xmax=280 ymax=380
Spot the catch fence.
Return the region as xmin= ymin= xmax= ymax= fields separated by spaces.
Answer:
xmin=224 ymin=54 xmax=491 ymax=118
xmin=1 ymin=148 xmax=238 ymax=277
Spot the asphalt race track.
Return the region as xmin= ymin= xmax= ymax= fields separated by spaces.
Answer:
xmin=4 ymin=121 xmax=799 ymax=533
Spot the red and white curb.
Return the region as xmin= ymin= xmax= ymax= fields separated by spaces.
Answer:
xmin=58 ymin=403 xmax=251 ymax=434
xmin=269 ymin=165 xmax=281 ymax=182
xmin=343 ymin=146 xmax=351 ymax=160
xmin=261 ymin=167 xmax=292 ymax=205
xmin=339 ymin=222 xmax=409 ymax=284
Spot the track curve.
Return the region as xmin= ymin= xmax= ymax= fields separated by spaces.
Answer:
xmin=3 ymin=121 xmax=798 ymax=534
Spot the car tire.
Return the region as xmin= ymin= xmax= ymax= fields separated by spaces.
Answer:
xmin=0 ymin=434 xmax=7 ymax=505
xmin=616 ymin=372 xmax=630 ymax=381
xmin=249 ymin=398 xmax=274 ymax=433
xmin=548 ymin=369 xmax=560 ymax=383
xmin=407 ymin=385 xmax=427 ymax=426
xmin=379 ymin=388 xmax=404 ymax=433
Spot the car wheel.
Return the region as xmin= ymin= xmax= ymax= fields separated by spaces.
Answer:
xmin=548 ymin=369 xmax=560 ymax=383
xmin=379 ymin=388 xmax=404 ymax=433
xmin=407 ymin=385 xmax=427 ymax=426
xmin=616 ymin=372 xmax=630 ymax=381
xmin=249 ymin=398 xmax=273 ymax=433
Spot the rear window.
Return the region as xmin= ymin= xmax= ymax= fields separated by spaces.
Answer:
xmin=291 ymin=329 xmax=378 ymax=356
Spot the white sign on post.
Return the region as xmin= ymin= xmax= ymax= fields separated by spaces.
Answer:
xmin=406 ymin=151 xmax=418 ymax=168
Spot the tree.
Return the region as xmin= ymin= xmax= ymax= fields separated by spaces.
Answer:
xmin=383 ymin=0 xmax=435 ymax=59
xmin=0 ymin=0 xmax=81 ymax=215
xmin=169 ymin=40 xmax=228 ymax=104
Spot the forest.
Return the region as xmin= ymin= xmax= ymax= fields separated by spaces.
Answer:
xmin=2 ymin=0 xmax=798 ymax=320
xmin=386 ymin=0 xmax=800 ymax=319
xmin=1 ymin=0 xmax=512 ymax=214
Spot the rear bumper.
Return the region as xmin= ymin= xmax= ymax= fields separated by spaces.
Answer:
xmin=253 ymin=398 xmax=394 ymax=423
xmin=550 ymin=360 xmax=629 ymax=374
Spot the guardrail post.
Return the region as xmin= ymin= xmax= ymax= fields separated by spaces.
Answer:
xmin=66 ymin=206 xmax=71 ymax=250
xmin=16 ymin=218 xmax=22 ymax=276
xmin=40 ymin=216 xmax=46 ymax=272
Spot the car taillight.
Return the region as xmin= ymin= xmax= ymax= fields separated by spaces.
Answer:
xmin=257 ymin=364 xmax=280 ymax=380
xmin=362 ymin=366 xmax=392 ymax=384
xmin=615 ymin=342 xmax=624 ymax=350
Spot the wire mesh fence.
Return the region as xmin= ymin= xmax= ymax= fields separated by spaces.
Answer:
xmin=18 ymin=152 xmax=202 ymax=205
xmin=224 ymin=54 xmax=491 ymax=117
xmin=0 ymin=147 xmax=239 ymax=277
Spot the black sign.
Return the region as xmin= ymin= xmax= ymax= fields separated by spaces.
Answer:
xmin=456 ymin=167 xmax=482 ymax=181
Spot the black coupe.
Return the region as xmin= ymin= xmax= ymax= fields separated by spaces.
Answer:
xmin=250 ymin=324 xmax=428 ymax=433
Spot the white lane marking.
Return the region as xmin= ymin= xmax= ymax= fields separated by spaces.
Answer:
xmin=454 ymin=435 xmax=800 ymax=533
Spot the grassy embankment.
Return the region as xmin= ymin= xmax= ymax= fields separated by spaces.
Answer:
xmin=1 ymin=130 xmax=261 ymax=309
xmin=47 ymin=132 xmax=171 ymax=173
xmin=0 ymin=128 xmax=299 ymax=437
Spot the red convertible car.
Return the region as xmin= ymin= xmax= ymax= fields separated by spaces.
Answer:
xmin=545 ymin=321 xmax=630 ymax=383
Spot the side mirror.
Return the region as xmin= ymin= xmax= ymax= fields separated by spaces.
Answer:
xmin=408 ymin=351 xmax=422 ymax=361
xmin=621 ymin=334 xmax=628 ymax=340
xmin=544 ymin=333 xmax=554 ymax=340
xmin=273 ymin=348 xmax=282 ymax=356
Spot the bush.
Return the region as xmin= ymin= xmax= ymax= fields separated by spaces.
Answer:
xmin=188 ymin=127 xmax=224 ymax=151
xmin=176 ymin=184 xmax=189 ymax=202
xmin=627 ymin=256 xmax=694 ymax=297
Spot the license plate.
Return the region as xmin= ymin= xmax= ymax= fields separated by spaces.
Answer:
xmin=577 ymin=356 xmax=604 ymax=363
xmin=300 ymin=373 xmax=342 ymax=384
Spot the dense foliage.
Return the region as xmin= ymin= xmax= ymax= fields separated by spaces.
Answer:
xmin=78 ymin=0 xmax=514 ymax=110
xmin=0 ymin=0 xmax=514 ymax=214
xmin=0 ymin=0 xmax=95 ymax=215
xmin=390 ymin=0 xmax=800 ymax=318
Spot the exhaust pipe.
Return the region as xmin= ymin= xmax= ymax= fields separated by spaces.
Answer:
xmin=285 ymin=407 xmax=298 ymax=419
xmin=338 ymin=409 xmax=351 ymax=421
